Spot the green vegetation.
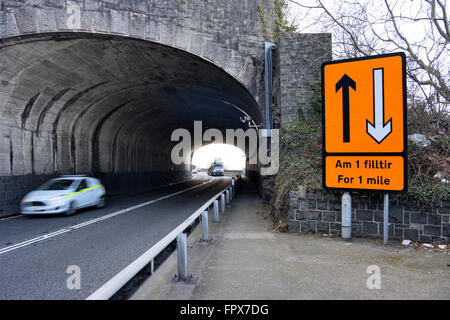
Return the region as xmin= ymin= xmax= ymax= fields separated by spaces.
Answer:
xmin=270 ymin=75 xmax=323 ymax=223
xmin=257 ymin=5 xmax=269 ymax=41
xmin=405 ymin=97 xmax=449 ymax=204
xmin=258 ymin=1 xmax=297 ymax=43
xmin=274 ymin=0 xmax=296 ymax=42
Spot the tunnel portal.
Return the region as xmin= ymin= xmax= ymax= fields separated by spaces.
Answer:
xmin=0 ymin=33 xmax=262 ymax=214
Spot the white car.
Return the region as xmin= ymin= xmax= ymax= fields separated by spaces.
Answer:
xmin=21 ymin=176 xmax=106 ymax=216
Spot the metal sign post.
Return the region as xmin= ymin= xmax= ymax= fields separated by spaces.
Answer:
xmin=342 ymin=192 xmax=352 ymax=239
xmin=321 ymin=53 xmax=408 ymax=241
xmin=384 ymin=193 xmax=389 ymax=245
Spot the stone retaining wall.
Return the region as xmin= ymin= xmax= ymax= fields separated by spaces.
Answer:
xmin=289 ymin=188 xmax=450 ymax=241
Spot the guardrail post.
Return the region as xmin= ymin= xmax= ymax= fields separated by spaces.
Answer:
xmin=229 ymin=187 xmax=233 ymax=201
xmin=220 ymin=194 xmax=225 ymax=212
xmin=226 ymin=190 xmax=230 ymax=204
xmin=177 ymin=233 xmax=188 ymax=280
xmin=213 ymin=200 xmax=220 ymax=223
xmin=201 ymin=210 xmax=209 ymax=241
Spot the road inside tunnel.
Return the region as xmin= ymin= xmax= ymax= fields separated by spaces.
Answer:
xmin=0 ymin=33 xmax=262 ymax=216
xmin=0 ymin=174 xmax=232 ymax=299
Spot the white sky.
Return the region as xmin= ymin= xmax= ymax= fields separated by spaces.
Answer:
xmin=287 ymin=0 xmax=431 ymax=35
xmin=192 ymin=144 xmax=246 ymax=170
xmin=286 ymin=0 xmax=441 ymax=52
xmin=286 ymin=0 xmax=449 ymax=102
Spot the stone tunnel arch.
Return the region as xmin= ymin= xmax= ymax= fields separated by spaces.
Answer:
xmin=0 ymin=0 xmax=271 ymax=103
xmin=0 ymin=32 xmax=264 ymax=214
xmin=0 ymin=0 xmax=275 ymax=215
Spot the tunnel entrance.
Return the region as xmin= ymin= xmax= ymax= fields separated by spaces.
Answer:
xmin=0 ymin=33 xmax=262 ymax=215
xmin=192 ymin=144 xmax=246 ymax=174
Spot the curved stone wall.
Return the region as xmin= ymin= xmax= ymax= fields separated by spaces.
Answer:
xmin=0 ymin=0 xmax=275 ymax=215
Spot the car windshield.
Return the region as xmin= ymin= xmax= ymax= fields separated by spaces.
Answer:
xmin=37 ymin=179 xmax=75 ymax=191
xmin=213 ymin=165 xmax=223 ymax=170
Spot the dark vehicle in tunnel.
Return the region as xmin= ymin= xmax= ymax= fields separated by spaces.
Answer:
xmin=21 ymin=176 xmax=106 ymax=216
xmin=207 ymin=164 xmax=224 ymax=176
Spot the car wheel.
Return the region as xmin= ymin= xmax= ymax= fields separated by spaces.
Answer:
xmin=96 ymin=195 xmax=105 ymax=209
xmin=65 ymin=201 xmax=76 ymax=216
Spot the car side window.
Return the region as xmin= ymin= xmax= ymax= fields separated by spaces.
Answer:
xmin=76 ymin=180 xmax=87 ymax=192
xmin=86 ymin=178 xmax=94 ymax=187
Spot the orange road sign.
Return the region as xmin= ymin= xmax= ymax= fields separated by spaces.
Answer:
xmin=322 ymin=53 xmax=407 ymax=192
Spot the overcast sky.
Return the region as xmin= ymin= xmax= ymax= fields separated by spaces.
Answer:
xmin=286 ymin=0 xmax=441 ymax=48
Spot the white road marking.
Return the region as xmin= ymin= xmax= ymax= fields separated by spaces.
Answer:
xmin=0 ymin=215 xmax=22 ymax=221
xmin=106 ymin=177 xmax=195 ymax=200
xmin=0 ymin=178 xmax=214 ymax=256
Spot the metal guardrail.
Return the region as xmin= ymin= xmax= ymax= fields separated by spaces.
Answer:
xmin=86 ymin=176 xmax=239 ymax=300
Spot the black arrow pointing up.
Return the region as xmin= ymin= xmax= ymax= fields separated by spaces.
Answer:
xmin=336 ymin=74 xmax=356 ymax=143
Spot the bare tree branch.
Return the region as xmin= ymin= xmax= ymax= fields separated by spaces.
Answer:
xmin=287 ymin=0 xmax=450 ymax=105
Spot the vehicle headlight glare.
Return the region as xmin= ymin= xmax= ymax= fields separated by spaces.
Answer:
xmin=49 ymin=196 xmax=64 ymax=202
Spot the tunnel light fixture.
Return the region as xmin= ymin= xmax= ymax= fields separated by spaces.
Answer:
xmin=240 ymin=115 xmax=251 ymax=123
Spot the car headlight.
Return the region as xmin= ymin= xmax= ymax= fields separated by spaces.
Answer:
xmin=21 ymin=198 xmax=30 ymax=203
xmin=49 ymin=196 xmax=64 ymax=202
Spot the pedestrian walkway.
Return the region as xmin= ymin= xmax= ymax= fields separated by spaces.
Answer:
xmin=131 ymin=180 xmax=450 ymax=300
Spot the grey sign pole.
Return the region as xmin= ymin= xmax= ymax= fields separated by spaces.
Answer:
xmin=384 ymin=193 xmax=389 ymax=245
xmin=342 ymin=192 xmax=352 ymax=240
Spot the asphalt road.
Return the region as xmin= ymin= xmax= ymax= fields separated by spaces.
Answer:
xmin=0 ymin=174 xmax=231 ymax=299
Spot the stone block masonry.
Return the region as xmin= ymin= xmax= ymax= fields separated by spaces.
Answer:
xmin=275 ymin=33 xmax=332 ymax=124
xmin=0 ymin=0 xmax=277 ymax=216
xmin=0 ymin=174 xmax=57 ymax=216
xmin=289 ymin=189 xmax=450 ymax=241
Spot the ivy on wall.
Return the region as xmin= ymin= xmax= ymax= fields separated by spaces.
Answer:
xmin=274 ymin=0 xmax=296 ymax=42
xmin=258 ymin=0 xmax=297 ymax=42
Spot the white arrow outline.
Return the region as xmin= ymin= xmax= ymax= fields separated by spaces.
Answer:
xmin=366 ymin=68 xmax=392 ymax=143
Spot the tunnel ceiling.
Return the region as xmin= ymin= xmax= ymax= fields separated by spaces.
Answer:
xmin=0 ymin=33 xmax=262 ymax=176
